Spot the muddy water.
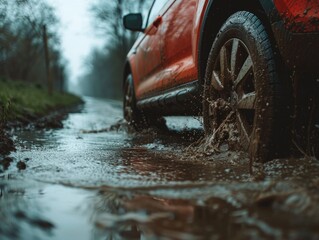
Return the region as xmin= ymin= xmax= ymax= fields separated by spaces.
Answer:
xmin=1 ymin=97 xmax=319 ymax=240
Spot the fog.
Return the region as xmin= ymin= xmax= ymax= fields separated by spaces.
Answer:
xmin=49 ymin=0 xmax=153 ymax=99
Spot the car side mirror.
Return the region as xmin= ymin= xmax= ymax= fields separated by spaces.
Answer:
xmin=123 ymin=13 xmax=144 ymax=32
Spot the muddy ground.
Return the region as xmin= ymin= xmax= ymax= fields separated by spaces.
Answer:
xmin=1 ymin=97 xmax=319 ymax=240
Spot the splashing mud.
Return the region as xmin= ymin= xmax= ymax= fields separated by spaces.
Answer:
xmin=1 ymin=97 xmax=319 ymax=239
xmin=184 ymin=98 xmax=240 ymax=159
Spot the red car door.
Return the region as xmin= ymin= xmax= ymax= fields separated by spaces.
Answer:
xmin=134 ymin=0 xmax=170 ymax=99
xmin=159 ymin=0 xmax=199 ymax=90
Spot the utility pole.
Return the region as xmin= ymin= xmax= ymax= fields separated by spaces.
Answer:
xmin=42 ymin=24 xmax=53 ymax=96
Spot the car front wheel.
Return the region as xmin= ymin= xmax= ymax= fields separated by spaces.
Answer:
xmin=203 ymin=11 xmax=285 ymax=163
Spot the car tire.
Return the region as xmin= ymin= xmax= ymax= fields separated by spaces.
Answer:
xmin=123 ymin=74 xmax=167 ymax=130
xmin=203 ymin=11 xmax=284 ymax=163
xmin=123 ymin=74 xmax=146 ymax=129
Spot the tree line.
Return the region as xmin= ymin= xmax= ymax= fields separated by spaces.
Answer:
xmin=0 ymin=0 xmax=65 ymax=91
xmin=79 ymin=0 xmax=152 ymax=99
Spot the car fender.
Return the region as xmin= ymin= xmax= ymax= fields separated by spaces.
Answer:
xmin=196 ymin=0 xmax=276 ymax=83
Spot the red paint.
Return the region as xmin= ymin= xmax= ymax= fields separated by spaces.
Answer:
xmin=131 ymin=0 xmax=205 ymax=99
xmin=274 ymin=0 xmax=319 ymax=32
xmin=128 ymin=0 xmax=319 ymax=100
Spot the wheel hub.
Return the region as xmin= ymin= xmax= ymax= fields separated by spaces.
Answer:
xmin=210 ymin=38 xmax=256 ymax=147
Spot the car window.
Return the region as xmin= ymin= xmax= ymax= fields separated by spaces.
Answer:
xmin=147 ymin=0 xmax=169 ymax=26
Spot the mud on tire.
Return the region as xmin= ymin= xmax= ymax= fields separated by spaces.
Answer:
xmin=123 ymin=74 xmax=147 ymax=129
xmin=123 ymin=74 xmax=167 ymax=130
xmin=203 ymin=11 xmax=286 ymax=163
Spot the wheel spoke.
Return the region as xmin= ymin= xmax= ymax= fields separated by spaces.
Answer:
xmin=233 ymin=55 xmax=252 ymax=88
xmin=211 ymin=70 xmax=224 ymax=90
xmin=206 ymin=38 xmax=258 ymax=151
xmin=237 ymin=92 xmax=256 ymax=110
xmin=220 ymin=45 xmax=228 ymax=79
xmin=236 ymin=111 xmax=251 ymax=142
xmin=231 ymin=39 xmax=239 ymax=80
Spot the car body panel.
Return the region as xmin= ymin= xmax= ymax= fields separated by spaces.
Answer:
xmin=129 ymin=0 xmax=209 ymax=100
xmin=133 ymin=0 xmax=176 ymax=99
xmin=271 ymin=0 xmax=319 ymax=73
xmin=133 ymin=13 xmax=164 ymax=98
xmin=160 ymin=0 xmax=198 ymax=90
xmin=126 ymin=0 xmax=319 ymax=105
xmin=273 ymin=0 xmax=319 ymax=32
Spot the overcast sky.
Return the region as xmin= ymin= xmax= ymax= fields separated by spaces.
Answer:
xmin=46 ymin=0 xmax=104 ymax=87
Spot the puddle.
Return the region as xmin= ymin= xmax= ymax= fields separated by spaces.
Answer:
xmin=2 ymin=179 xmax=319 ymax=240
xmin=1 ymin=97 xmax=319 ymax=239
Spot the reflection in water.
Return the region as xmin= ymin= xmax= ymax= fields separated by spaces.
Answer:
xmin=1 ymin=97 xmax=319 ymax=239
xmin=86 ymin=182 xmax=319 ymax=239
xmin=2 ymin=179 xmax=319 ymax=239
xmin=0 ymin=181 xmax=55 ymax=240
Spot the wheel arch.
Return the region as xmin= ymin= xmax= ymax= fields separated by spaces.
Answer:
xmin=198 ymin=0 xmax=277 ymax=84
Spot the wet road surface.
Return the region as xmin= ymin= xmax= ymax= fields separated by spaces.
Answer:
xmin=1 ymin=97 xmax=319 ymax=240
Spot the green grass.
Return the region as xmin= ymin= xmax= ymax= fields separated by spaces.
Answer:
xmin=0 ymin=79 xmax=83 ymax=123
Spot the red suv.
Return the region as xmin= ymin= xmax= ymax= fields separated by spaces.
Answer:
xmin=123 ymin=0 xmax=319 ymax=162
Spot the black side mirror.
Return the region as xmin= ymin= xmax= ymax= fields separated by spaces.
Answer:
xmin=123 ymin=13 xmax=144 ymax=32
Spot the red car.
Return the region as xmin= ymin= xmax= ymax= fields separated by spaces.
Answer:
xmin=123 ymin=0 xmax=319 ymax=162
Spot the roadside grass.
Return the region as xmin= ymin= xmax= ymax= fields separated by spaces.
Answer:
xmin=0 ymin=79 xmax=82 ymax=123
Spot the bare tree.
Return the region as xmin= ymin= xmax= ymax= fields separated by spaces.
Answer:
xmin=79 ymin=0 xmax=152 ymax=99
xmin=91 ymin=0 xmax=150 ymax=56
xmin=0 ymin=0 xmax=66 ymax=91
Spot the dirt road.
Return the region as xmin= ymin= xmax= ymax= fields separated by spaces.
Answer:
xmin=1 ymin=97 xmax=319 ymax=240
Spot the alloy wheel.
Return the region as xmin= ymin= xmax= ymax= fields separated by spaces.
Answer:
xmin=209 ymin=38 xmax=256 ymax=149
